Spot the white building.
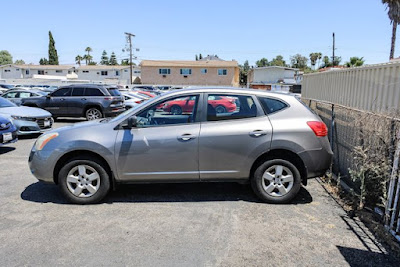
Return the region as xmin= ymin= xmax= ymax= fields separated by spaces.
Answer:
xmin=247 ymin=66 xmax=301 ymax=92
xmin=76 ymin=65 xmax=141 ymax=84
xmin=0 ymin=64 xmax=75 ymax=80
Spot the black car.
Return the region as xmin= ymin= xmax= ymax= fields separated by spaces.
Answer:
xmin=21 ymin=84 xmax=125 ymax=120
xmin=0 ymin=115 xmax=17 ymax=145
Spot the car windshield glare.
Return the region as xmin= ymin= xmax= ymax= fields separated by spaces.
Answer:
xmin=0 ymin=97 xmax=17 ymax=108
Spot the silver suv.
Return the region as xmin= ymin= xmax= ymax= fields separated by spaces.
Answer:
xmin=29 ymin=88 xmax=332 ymax=204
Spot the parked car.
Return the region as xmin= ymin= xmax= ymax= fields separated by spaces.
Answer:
xmin=0 ymin=84 xmax=14 ymax=93
xmin=131 ymin=90 xmax=156 ymax=99
xmin=0 ymin=97 xmax=53 ymax=135
xmin=2 ymin=89 xmax=48 ymax=106
xmin=0 ymin=115 xmax=17 ymax=145
xmin=28 ymin=87 xmax=332 ymax=204
xmin=122 ymin=93 xmax=146 ymax=109
xmin=21 ymin=84 xmax=125 ymax=120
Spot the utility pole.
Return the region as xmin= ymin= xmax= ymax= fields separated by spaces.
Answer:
xmin=124 ymin=32 xmax=135 ymax=84
xmin=332 ymin=32 xmax=335 ymax=66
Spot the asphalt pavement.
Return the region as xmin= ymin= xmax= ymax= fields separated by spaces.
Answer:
xmin=0 ymin=120 xmax=398 ymax=266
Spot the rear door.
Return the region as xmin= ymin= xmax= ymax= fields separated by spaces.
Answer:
xmin=198 ymin=93 xmax=273 ymax=180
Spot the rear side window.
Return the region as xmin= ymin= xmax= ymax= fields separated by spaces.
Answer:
xmin=52 ymin=88 xmax=72 ymax=97
xmin=107 ymin=89 xmax=121 ymax=96
xmin=84 ymin=88 xmax=104 ymax=96
xmin=258 ymin=97 xmax=288 ymax=114
xmin=207 ymin=94 xmax=257 ymax=121
xmin=71 ymin=87 xmax=85 ymax=96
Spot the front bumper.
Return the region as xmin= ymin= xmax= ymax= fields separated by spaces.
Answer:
xmin=14 ymin=117 xmax=53 ymax=135
xmin=29 ymin=148 xmax=55 ymax=183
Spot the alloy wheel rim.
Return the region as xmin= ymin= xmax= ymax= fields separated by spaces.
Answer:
xmin=171 ymin=106 xmax=181 ymax=115
xmin=216 ymin=106 xmax=226 ymax=113
xmin=261 ymin=165 xmax=294 ymax=197
xmin=87 ymin=109 xmax=101 ymax=120
xmin=66 ymin=165 xmax=100 ymax=198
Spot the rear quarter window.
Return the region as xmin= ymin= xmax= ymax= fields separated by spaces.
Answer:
xmin=85 ymin=88 xmax=104 ymax=96
xmin=258 ymin=97 xmax=288 ymax=114
xmin=107 ymin=89 xmax=121 ymax=96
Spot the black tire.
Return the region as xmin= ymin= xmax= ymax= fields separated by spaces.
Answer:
xmin=85 ymin=107 xmax=103 ymax=121
xmin=58 ymin=157 xmax=110 ymax=204
xmin=170 ymin=105 xmax=182 ymax=115
xmin=251 ymin=159 xmax=301 ymax=204
xmin=215 ymin=105 xmax=226 ymax=114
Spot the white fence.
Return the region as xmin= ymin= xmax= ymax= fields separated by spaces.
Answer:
xmin=302 ymin=62 xmax=400 ymax=114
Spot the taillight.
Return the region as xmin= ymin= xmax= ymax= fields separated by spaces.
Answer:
xmin=135 ymin=100 xmax=142 ymax=104
xmin=307 ymin=121 xmax=328 ymax=137
xmin=104 ymin=97 xmax=113 ymax=100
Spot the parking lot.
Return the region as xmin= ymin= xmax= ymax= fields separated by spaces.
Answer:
xmin=0 ymin=120 xmax=398 ymax=266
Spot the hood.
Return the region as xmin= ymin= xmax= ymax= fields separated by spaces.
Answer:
xmin=0 ymin=115 xmax=11 ymax=124
xmin=54 ymin=119 xmax=109 ymax=133
xmin=0 ymin=106 xmax=52 ymax=118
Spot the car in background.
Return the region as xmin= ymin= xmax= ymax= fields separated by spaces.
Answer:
xmin=122 ymin=93 xmax=146 ymax=109
xmin=0 ymin=97 xmax=53 ymax=135
xmin=2 ymin=89 xmax=48 ymax=106
xmin=21 ymin=84 xmax=125 ymax=120
xmin=131 ymin=85 xmax=156 ymax=92
xmin=28 ymin=87 xmax=332 ymax=204
xmin=0 ymin=84 xmax=14 ymax=93
xmin=131 ymin=90 xmax=156 ymax=99
xmin=0 ymin=115 xmax=17 ymax=145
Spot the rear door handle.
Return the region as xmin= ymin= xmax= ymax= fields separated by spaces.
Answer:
xmin=178 ymin=134 xmax=197 ymax=141
xmin=249 ymin=130 xmax=268 ymax=137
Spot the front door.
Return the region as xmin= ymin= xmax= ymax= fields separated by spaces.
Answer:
xmin=45 ymin=87 xmax=71 ymax=116
xmin=114 ymin=94 xmax=201 ymax=182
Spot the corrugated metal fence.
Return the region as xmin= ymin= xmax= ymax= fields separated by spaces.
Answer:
xmin=302 ymin=62 xmax=400 ymax=113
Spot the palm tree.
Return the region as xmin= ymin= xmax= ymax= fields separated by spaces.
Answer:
xmin=83 ymin=54 xmax=93 ymax=65
xmin=382 ymin=0 xmax=400 ymax=59
xmin=317 ymin=53 xmax=322 ymax=69
xmin=75 ymin=55 xmax=83 ymax=66
xmin=84 ymin=47 xmax=92 ymax=64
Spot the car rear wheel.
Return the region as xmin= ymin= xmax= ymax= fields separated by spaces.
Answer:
xmin=251 ymin=159 xmax=301 ymax=204
xmin=86 ymin=108 xmax=103 ymax=120
xmin=170 ymin=105 xmax=182 ymax=115
xmin=58 ymin=158 xmax=110 ymax=204
xmin=215 ymin=105 xmax=226 ymax=113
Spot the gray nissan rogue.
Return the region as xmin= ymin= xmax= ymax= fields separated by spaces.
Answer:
xmin=29 ymin=88 xmax=333 ymax=204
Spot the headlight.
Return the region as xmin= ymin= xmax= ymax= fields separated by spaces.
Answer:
xmin=35 ymin=132 xmax=59 ymax=151
xmin=11 ymin=115 xmax=35 ymax=121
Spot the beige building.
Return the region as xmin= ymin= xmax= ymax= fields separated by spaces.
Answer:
xmin=140 ymin=60 xmax=239 ymax=87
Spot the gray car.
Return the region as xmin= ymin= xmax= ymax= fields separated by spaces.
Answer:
xmin=0 ymin=97 xmax=53 ymax=135
xmin=2 ymin=89 xmax=48 ymax=106
xmin=28 ymin=88 xmax=333 ymax=204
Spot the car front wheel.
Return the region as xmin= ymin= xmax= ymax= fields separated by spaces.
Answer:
xmin=58 ymin=157 xmax=110 ymax=204
xmin=251 ymin=159 xmax=301 ymax=204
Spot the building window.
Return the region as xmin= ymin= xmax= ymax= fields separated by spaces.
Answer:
xmin=101 ymin=71 xmax=108 ymax=76
xmin=56 ymin=70 xmax=63 ymax=73
xmin=4 ymin=70 xmax=10 ymax=72
xmin=83 ymin=70 xmax=89 ymax=73
xmin=124 ymin=70 xmax=128 ymax=72
xmin=134 ymin=70 xmax=141 ymax=73
xmin=38 ymin=70 xmax=44 ymax=75
xmin=26 ymin=70 xmax=29 ymax=75
xmin=218 ymin=69 xmax=227 ymax=76
xmin=201 ymin=68 xmax=207 ymax=74
xmin=159 ymin=68 xmax=171 ymax=75
xmin=116 ymin=70 xmax=120 ymax=76
xmin=180 ymin=68 xmax=192 ymax=75
xmin=16 ymin=69 xmax=20 ymax=71
xmin=68 ymin=71 xmax=71 ymax=74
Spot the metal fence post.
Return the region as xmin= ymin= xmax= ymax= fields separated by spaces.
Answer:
xmin=386 ymin=129 xmax=400 ymax=227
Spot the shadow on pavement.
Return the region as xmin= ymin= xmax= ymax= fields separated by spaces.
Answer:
xmin=21 ymin=182 xmax=313 ymax=205
xmin=337 ymin=246 xmax=399 ymax=267
xmin=17 ymin=134 xmax=41 ymax=140
xmin=0 ymin=146 xmax=16 ymax=155
xmin=54 ymin=118 xmax=86 ymax=123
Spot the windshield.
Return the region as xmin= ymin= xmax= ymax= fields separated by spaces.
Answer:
xmin=0 ymin=97 xmax=17 ymax=108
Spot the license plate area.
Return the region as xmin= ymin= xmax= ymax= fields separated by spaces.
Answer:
xmin=3 ymin=132 xmax=12 ymax=143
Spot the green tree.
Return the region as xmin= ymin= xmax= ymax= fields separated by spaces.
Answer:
xmin=39 ymin=58 xmax=48 ymax=65
xmin=333 ymin=56 xmax=342 ymax=66
xmin=48 ymin=31 xmax=59 ymax=65
xmin=88 ymin=61 xmax=97 ymax=65
xmin=290 ymin=54 xmax=308 ymax=69
xmin=199 ymin=53 xmax=203 ymax=60
xmin=346 ymin=57 xmax=365 ymax=67
xmin=239 ymin=60 xmax=250 ymax=85
xmin=0 ymin=50 xmax=13 ymax=65
xmin=269 ymin=55 xmax=286 ymax=66
xmin=195 ymin=55 xmax=198 ymax=61
xmin=255 ymin=57 xmax=269 ymax=67
xmin=75 ymin=55 xmax=83 ymax=66
xmin=316 ymin=52 xmax=322 ymax=68
xmin=14 ymin=59 xmax=25 ymax=65
xmin=100 ymin=50 xmax=109 ymax=65
xmin=121 ymin=59 xmax=129 ymax=65
xmin=382 ymin=0 xmax=400 ymax=59
xmin=322 ymin=56 xmax=330 ymax=68
xmin=309 ymin=53 xmax=321 ymax=70
xmin=84 ymin=47 xmax=92 ymax=64
xmin=109 ymin=52 xmax=118 ymax=65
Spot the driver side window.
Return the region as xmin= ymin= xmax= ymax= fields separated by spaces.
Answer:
xmin=136 ymin=95 xmax=199 ymax=127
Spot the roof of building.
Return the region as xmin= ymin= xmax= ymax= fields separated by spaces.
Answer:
xmin=140 ymin=60 xmax=238 ymax=68
xmin=0 ymin=64 xmax=74 ymax=70
xmin=251 ymin=66 xmax=299 ymax=71
xmin=198 ymin=55 xmax=223 ymax=61
xmin=77 ymin=65 xmax=131 ymax=70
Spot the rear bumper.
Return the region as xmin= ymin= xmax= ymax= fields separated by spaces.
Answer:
xmin=298 ymin=138 xmax=333 ymax=179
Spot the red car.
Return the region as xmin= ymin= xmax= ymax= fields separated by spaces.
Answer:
xmin=163 ymin=96 xmax=236 ymax=115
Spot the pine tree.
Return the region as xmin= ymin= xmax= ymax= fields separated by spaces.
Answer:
xmin=199 ymin=53 xmax=203 ymax=60
xmin=100 ymin=50 xmax=109 ymax=65
xmin=39 ymin=58 xmax=49 ymax=65
xmin=48 ymin=31 xmax=59 ymax=65
xmin=195 ymin=55 xmax=198 ymax=61
xmin=109 ymin=52 xmax=118 ymax=65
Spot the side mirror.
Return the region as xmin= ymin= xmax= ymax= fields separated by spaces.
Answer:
xmin=124 ymin=116 xmax=137 ymax=129
xmin=46 ymin=94 xmax=51 ymax=98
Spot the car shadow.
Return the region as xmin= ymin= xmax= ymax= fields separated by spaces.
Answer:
xmin=0 ymin=146 xmax=16 ymax=155
xmin=18 ymin=134 xmax=41 ymax=140
xmin=54 ymin=118 xmax=86 ymax=123
xmin=21 ymin=182 xmax=313 ymax=205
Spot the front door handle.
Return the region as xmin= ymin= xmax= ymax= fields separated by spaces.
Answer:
xmin=81 ymin=98 xmax=87 ymax=101
xmin=178 ymin=134 xmax=196 ymax=141
xmin=249 ymin=130 xmax=268 ymax=137
xmin=60 ymin=98 xmax=65 ymax=101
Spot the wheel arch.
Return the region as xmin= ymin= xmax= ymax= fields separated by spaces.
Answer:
xmin=250 ymin=149 xmax=308 ymax=185
xmin=83 ymin=104 xmax=103 ymax=117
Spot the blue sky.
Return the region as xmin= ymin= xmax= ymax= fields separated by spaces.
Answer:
xmin=1 ymin=0 xmax=395 ymax=66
